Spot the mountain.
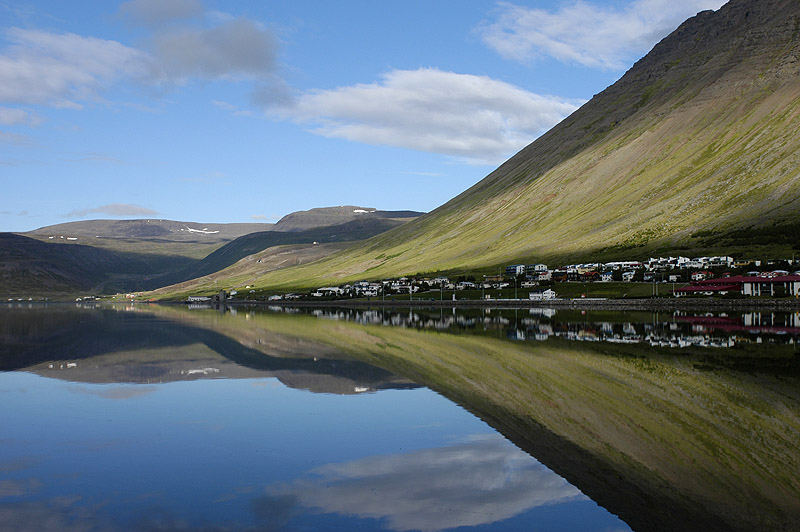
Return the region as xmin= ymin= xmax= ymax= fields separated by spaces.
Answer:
xmin=0 ymin=233 xmax=189 ymax=295
xmin=24 ymin=219 xmax=274 ymax=260
xmin=165 ymin=216 xmax=418 ymax=285
xmin=3 ymin=207 xmax=422 ymax=296
xmin=272 ymin=206 xmax=423 ymax=232
xmin=167 ymin=0 xmax=800 ymax=293
xmin=0 ymin=306 xmax=417 ymax=395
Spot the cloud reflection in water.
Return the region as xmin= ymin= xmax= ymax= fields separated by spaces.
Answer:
xmin=262 ymin=434 xmax=584 ymax=531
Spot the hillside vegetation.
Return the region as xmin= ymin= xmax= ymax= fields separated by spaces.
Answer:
xmin=0 ymin=233 xmax=191 ymax=296
xmin=5 ymin=208 xmax=421 ymax=296
xmin=159 ymin=0 xmax=800 ymax=294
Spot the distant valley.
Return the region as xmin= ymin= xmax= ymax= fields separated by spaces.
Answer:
xmin=1 ymin=207 xmax=422 ymax=297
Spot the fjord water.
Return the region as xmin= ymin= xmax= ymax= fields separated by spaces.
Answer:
xmin=1 ymin=306 xmax=799 ymax=531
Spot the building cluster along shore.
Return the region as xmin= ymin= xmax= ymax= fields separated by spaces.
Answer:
xmin=176 ymin=254 xmax=800 ymax=304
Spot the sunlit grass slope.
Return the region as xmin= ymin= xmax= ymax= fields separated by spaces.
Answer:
xmin=150 ymin=0 xmax=800 ymax=296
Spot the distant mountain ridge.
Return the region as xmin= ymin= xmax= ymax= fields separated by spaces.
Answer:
xmin=158 ymin=216 xmax=420 ymax=287
xmin=26 ymin=219 xmax=272 ymax=240
xmin=178 ymin=0 xmax=800 ymax=292
xmin=272 ymin=206 xmax=424 ymax=232
xmin=0 ymin=232 xmax=185 ymax=294
xmin=2 ymin=206 xmax=423 ymax=296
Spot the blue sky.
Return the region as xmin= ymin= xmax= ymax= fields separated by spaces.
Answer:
xmin=0 ymin=0 xmax=724 ymax=231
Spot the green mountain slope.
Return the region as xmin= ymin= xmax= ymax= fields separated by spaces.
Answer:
xmin=25 ymin=219 xmax=274 ymax=260
xmin=271 ymin=206 xmax=423 ymax=232
xmin=160 ymin=216 xmax=419 ymax=286
xmin=172 ymin=0 xmax=800 ymax=293
xmin=4 ymin=208 xmax=422 ymax=296
xmin=0 ymin=233 xmax=193 ymax=296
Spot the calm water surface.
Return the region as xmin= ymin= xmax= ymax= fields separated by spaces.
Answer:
xmin=1 ymin=303 xmax=799 ymax=531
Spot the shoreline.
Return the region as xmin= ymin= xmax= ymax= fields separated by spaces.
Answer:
xmin=223 ymin=297 xmax=800 ymax=311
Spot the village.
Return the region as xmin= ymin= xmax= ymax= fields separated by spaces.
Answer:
xmin=246 ymin=254 xmax=800 ymax=302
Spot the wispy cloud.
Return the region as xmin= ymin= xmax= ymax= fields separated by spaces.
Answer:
xmin=65 ymin=203 xmax=158 ymax=218
xmin=480 ymin=0 xmax=725 ymax=70
xmin=118 ymin=0 xmax=203 ymax=27
xmin=149 ymin=18 xmax=279 ymax=84
xmin=61 ymin=152 xmax=126 ymax=164
xmin=0 ymin=106 xmax=41 ymax=126
xmin=274 ymin=68 xmax=581 ymax=165
xmin=0 ymin=130 xmax=33 ymax=145
xmin=211 ymin=99 xmax=254 ymax=117
xmin=0 ymin=27 xmax=151 ymax=108
xmin=0 ymin=5 xmax=286 ymax=114
xmin=0 ymin=478 xmax=41 ymax=498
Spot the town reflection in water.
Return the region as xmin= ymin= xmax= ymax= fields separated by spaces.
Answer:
xmin=1 ymin=303 xmax=799 ymax=531
xmin=269 ymin=304 xmax=800 ymax=349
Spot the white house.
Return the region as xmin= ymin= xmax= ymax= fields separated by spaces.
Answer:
xmin=529 ymin=289 xmax=557 ymax=300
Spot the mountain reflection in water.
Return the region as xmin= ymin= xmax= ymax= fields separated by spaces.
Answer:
xmin=1 ymin=303 xmax=799 ymax=531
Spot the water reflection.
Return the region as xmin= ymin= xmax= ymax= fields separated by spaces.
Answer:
xmin=264 ymin=434 xmax=582 ymax=532
xmin=267 ymin=305 xmax=800 ymax=349
xmin=0 ymin=305 xmax=416 ymax=394
xmin=163 ymin=304 xmax=800 ymax=531
xmin=2 ymin=303 xmax=800 ymax=531
xmin=0 ymin=305 xmax=631 ymax=531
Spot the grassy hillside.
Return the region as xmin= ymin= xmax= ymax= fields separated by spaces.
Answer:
xmin=22 ymin=208 xmax=421 ymax=261
xmin=144 ymin=305 xmax=800 ymax=532
xmin=272 ymin=206 xmax=423 ymax=232
xmin=145 ymin=243 xmax=349 ymax=299
xmin=0 ymin=233 xmax=194 ymax=296
xmin=156 ymin=0 xmax=800 ymax=294
xmin=25 ymin=219 xmax=274 ymax=260
xmin=162 ymin=216 xmax=419 ymax=285
xmin=5 ymin=208 xmax=421 ymax=296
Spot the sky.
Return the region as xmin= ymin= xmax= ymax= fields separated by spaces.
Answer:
xmin=0 ymin=0 xmax=726 ymax=231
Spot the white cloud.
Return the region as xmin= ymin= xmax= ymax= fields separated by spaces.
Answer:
xmin=0 ymin=107 xmax=40 ymax=126
xmin=0 ymin=14 xmax=283 ymax=112
xmin=150 ymin=18 xmax=278 ymax=83
xmin=0 ymin=28 xmax=150 ymax=107
xmin=480 ymin=0 xmax=726 ymax=70
xmin=0 ymin=478 xmax=41 ymax=498
xmin=118 ymin=0 xmax=203 ymax=26
xmin=264 ymin=435 xmax=583 ymax=531
xmin=211 ymin=99 xmax=254 ymax=117
xmin=277 ymin=68 xmax=581 ymax=165
xmin=0 ymin=130 xmax=32 ymax=145
xmin=65 ymin=203 xmax=158 ymax=218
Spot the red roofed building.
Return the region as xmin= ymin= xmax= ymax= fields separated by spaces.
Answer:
xmin=674 ymin=276 xmax=800 ymax=297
